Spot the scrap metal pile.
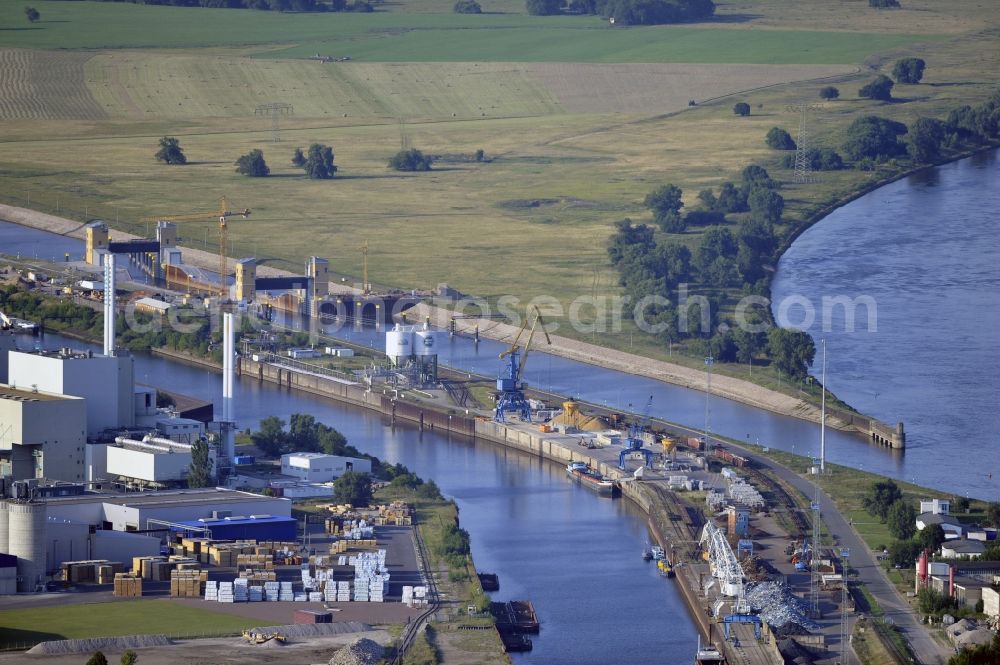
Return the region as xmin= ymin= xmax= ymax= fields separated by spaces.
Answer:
xmin=744 ymin=582 xmax=819 ymax=634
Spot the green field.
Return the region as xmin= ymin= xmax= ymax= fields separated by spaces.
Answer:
xmin=0 ymin=1 xmax=939 ymax=64
xmin=0 ymin=599 xmax=262 ymax=648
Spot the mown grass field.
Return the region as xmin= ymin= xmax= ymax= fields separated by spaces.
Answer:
xmin=0 ymin=1 xmax=940 ymax=62
xmin=0 ymin=598 xmax=262 ymax=648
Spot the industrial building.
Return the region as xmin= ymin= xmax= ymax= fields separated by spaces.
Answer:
xmin=0 ymin=385 xmax=86 ymax=482
xmin=175 ymin=515 xmax=296 ymax=541
xmin=8 ymin=348 xmax=134 ymax=436
xmin=280 ymin=452 xmax=371 ymax=483
xmin=0 ymin=488 xmax=292 ymax=592
xmin=106 ymin=435 xmax=218 ymax=489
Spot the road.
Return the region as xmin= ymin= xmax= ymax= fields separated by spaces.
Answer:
xmin=725 ymin=441 xmax=950 ymax=665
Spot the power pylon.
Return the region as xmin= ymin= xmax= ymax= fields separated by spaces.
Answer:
xmin=787 ymin=103 xmax=822 ymax=184
xmin=255 ymin=102 xmax=294 ymax=142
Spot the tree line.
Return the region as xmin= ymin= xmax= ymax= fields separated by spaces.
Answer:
xmin=63 ymin=0 xmax=377 ymax=13
xmin=244 ymin=413 xmax=443 ymax=505
xmin=527 ymin=0 xmax=714 ymax=24
xmin=156 ymin=137 xmax=436 ymax=177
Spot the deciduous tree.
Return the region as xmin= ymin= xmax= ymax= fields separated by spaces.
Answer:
xmin=765 ymin=127 xmax=796 ymax=150
xmin=842 ymin=115 xmax=908 ymax=162
xmin=887 ymin=500 xmax=917 ymax=540
xmin=187 ymin=439 xmax=213 ymax=488
xmin=863 ymin=479 xmax=903 ymax=522
xmin=892 ymin=57 xmax=926 ymax=84
xmin=733 ymin=102 xmax=751 ymax=117
xmin=454 ymin=0 xmax=482 ymax=12
xmin=303 ymin=143 xmax=336 ymax=179
xmin=154 ymin=137 xmax=187 ymax=165
xmin=908 ymin=117 xmax=946 ymax=163
xmin=333 ymin=471 xmax=373 ymax=506
xmin=388 ymin=148 xmax=433 ymax=172
xmin=766 ymin=327 xmax=815 ymax=380
xmin=235 ymin=149 xmax=270 ymax=177
xmin=819 ymin=86 xmax=839 ymax=100
xmin=24 ymin=6 xmax=40 ymax=22
xmin=291 ymin=147 xmax=306 ymax=167
xmin=859 ymin=74 xmax=894 ymax=101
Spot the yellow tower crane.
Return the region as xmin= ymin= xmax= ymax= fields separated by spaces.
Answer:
xmin=141 ymin=196 xmax=250 ymax=298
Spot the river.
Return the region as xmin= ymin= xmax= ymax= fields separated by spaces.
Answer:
xmin=772 ymin=149 xmax=1000 ymax=499
xmin=23 ymin=331 xmax=697 ymax=665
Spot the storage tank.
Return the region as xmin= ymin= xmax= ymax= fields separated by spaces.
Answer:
xmin=385 ymin=325 xmax=414 ymax=363
xmin=413 ymin=329 xmax=440 ymax=357
xmin=0 ymin=501 xmax=8 ymax=554
xmin=7 ymin=501 xmax=47 ymax=591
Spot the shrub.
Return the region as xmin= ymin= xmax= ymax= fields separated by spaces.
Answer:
xmin=733 ymin=102 xmax=751 ymax=117
xmin=389 ymin=148 xmax=433 ymax=171
xmin=765 ymin=127 xmax=796 ymax=150
xmin=859 ymin=75 xmax=894 ymax=101
xmin=819 ymin=86 xmax=839 ymax=100
xmin=453 ymin=0 xmax=482 ymax=12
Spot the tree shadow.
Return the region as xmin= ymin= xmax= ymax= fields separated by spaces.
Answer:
xmin=0 ymin=27 xmax=42 ymax=32
xmin=707 ymin=13 xmax=763 ymax=24
xmin=0 ymin=627 xmax=65 ymax=650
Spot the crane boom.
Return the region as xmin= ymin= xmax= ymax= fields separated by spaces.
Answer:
xmin=141 ymin=196 xmax=250 ymax=298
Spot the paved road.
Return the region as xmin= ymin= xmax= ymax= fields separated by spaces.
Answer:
xmin=724 ymin=441 xmax=949 ymax=665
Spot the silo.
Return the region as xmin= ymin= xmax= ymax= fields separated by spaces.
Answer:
xmin=8 ymin=501 xmax=47 ymax=592
xmin=385 ymin=325 xmax=413 ymax=366
xmin=0 ymin=501 xmax=8 ymax=554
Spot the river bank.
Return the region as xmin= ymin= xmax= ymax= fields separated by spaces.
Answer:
xmin=0 ymin=201 xmax=876 ymax=437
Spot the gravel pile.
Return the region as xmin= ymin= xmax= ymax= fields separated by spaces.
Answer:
xmin=745 ymin=582 xmax=819 ymax=632
xmin=27 ymin=635 xmax=172 ymax=655
xmin=328 ymin=637 xmax=384 ymax=665
xmin=252 ymin=622 xmax=371 ymax=639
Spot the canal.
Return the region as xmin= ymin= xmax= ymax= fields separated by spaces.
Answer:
xmin=25 ymin=332 xmax=697 ymax=665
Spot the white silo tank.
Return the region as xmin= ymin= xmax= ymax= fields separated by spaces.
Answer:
xmin=414 ymin=329 xmax=440 ymax=357
xmin=385 ymin=325 xmax=414 ymax=364
xmin=8 ymin=501 xmax=47 ymax=592
xmin=0 ymin=501 xmax=8 ymax=554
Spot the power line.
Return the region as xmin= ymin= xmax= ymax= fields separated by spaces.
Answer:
xmin=254 ymin=102 xmax=294 ymax=143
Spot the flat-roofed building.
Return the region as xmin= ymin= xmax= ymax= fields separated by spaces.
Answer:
xmin=0 ymin=384 xmax=86 ymax=482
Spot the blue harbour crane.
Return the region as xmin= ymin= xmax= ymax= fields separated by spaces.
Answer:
xmin=494 ymin=307 xmax=551 ymax=423
xmin=619 ymin=395 xmax=656 ymax=469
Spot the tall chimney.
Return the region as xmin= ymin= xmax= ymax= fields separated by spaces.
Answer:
xmin=103 ymin=253 xmax=116 ymax=355
xmin=221 ymin=312 xmax=235 ymax=462
xmin=948 ymin=565 xmax=955 ymax=598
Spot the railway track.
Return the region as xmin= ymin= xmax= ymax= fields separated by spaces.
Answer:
xmin=391 ymin=521 xmax=441 ymax=664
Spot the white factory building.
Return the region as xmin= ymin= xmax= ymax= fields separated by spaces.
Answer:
xmin=7 ymin=348 xmax=134 ymax=436
xmin=0 ymin=386 xmax=86 ymax=482
xmin=106 ymin=436 xmax=218 ymax=488
xmin=280 ymin=452 xmax=371 ymax=483
xmin=0 ymin=488 xmax=291 ymax=591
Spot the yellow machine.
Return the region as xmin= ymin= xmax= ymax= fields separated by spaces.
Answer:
xmin=242 ymin=629 xmax=286 ymax=644
xmin=141 ymin=196 xmax=250 ymax=297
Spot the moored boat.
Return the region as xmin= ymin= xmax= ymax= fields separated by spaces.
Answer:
xmin=565 ymin=461 xmax=616 ymax=496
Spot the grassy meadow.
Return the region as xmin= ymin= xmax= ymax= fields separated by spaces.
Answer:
xmin=0 ymin=598 xmax=262 ymax=648
xmin=0 ymin=0 xmax=998 ymax=389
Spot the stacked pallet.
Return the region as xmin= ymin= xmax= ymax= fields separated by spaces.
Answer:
xmin=375 ymin=502 xmax=412 ymax=526
xmin=204 ymin=580 xmax=218 ymax=601
xmin=264 ymin=581 xmax=280 ymax=601
xmin=62 ymin=560 xmax=125 ymax=584
xmin=233 ymin=578 xmax=249 ymax=602
xmin=113 ymin=573 xmax=142 ymax=598
xmin=238 ymin=570 xmax=277 ymax=583
xmin=248 ymin=585 xmax=264 ymax=602
xmin=236 ymin=553 xmax=274 ymax=570
xmin=217 ymin=581 xmax=235 ymax=603
xmin=279 ymin=581 xmax=294 ymax=601
xmin=170 ymin=569 xmax=208 ymax=598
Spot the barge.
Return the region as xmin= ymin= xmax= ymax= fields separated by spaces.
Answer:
xmin=566 ymin=461 xmax=617 ymax=497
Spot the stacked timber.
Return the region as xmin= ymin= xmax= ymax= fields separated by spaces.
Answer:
xmin=113 ymin=573 xmax=142 ymax=598
xmin=170 ymin=569 xmax=208 ymax=597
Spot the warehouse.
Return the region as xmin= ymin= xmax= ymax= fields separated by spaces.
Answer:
xmin=280 ymin=452 xmax=371 ymax=483
xmin=43 ymin=487 xmax=291 ymax=531
xmin=176 ymin=515 xmax=297 ymax=541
